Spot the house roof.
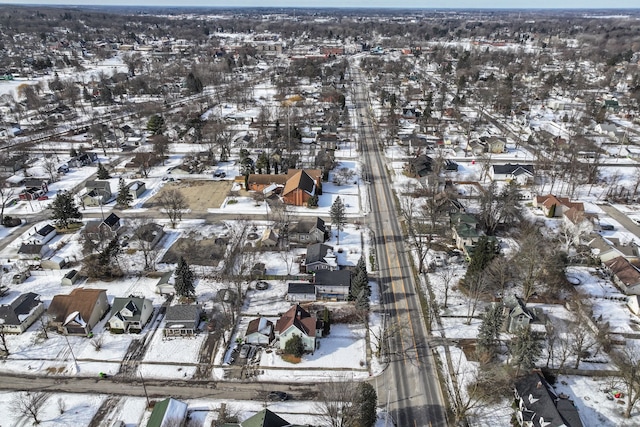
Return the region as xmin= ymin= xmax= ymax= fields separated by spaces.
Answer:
xmin=604 ymin=256 xmax=640 ymax=288
xmin=515 ymin=372 xmax=583 ymax=427
xmin=407 ymin=154 xmax=433 ymax=177
xmin=246 ymin=317 xmax=273 ymax=336
xmin=282 ymin=169 xmax=317 ymax=197
xmin=0 ymin=292 xmax=42 ymax=326
xmin=537 ymin=194 xmax=584 ymax=213
xmin=287 ymin=283 xmax=316 ymax=294
xmin=290 ymin=217 xmax=326 ymax=234
xmin=47 ymin=288 xmax=107 ymax=324
xmin=314 ymin=269 xmax=351 ymax=287
xmin=103 ymin=213 xmax=120 ymax=228
xmin=306 ymin=243 xmax=334 ymax=264
xmin=109 ymin=296 xmax=150 ymax=322
xmin=37 ymin=224 xmax=55 ymax=236
xmin=85 ymin=180 xmax=111 ymax=190
xmin=240 ymin=409 xmax=292 ymax=427
xmin=18 ymin=243 xmax=45 ymax=255
xmin=147 ymin=398 xmax=188 ymax=427
xmin=275 ymin=304 xmax=316 ymax=336
xmin=248 ymin=174 xmax=288 ymax=186
xmin=137 ymin=223 xmax=164 ymax=242
xmin=164 ymin=304 xmax=201 ymax=323
xmin=492 ymin=163 xmax=534 ymax=176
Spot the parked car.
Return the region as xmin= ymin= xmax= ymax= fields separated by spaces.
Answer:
xmin=255 ymin=281 xmax=269 ymax=290
xmin=267 ymin=391 xmax=289 ymax=401
xmin=239 ymin=344 xmax=251 ymax=359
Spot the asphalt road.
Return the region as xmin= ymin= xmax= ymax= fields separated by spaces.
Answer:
xmin=352 ymin=65 xmax=449 ymax=426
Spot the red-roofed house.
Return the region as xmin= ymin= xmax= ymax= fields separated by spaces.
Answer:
xmin=275 ymin=304 xmax=323 ymax=353
xmin=604 ymin=256 xmax=640 ymax=295
xmin=534 ymin=194 xmax=584 ymax=218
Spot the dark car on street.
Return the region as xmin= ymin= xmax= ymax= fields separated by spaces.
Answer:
xmin=267 ymin=391 xmax=289 ymax=401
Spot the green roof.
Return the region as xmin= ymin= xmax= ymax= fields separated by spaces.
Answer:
xmin=147 ymin=398 xmax=187 ymax=427
xmin=222 ymin=409 xmax=298 ymax=427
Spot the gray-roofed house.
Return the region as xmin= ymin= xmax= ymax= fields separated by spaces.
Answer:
xmin=129 ymin=223 xmax=164 ymax=250
xmin=288 ymin=217 xmax=327 ymax=244
xmin=32 ymin=224 xmax=56 ymax=245
xmin=260 ymin=228 xmax=279 ymax=247
xmin=0 ymin=292 xmax=45 ymax=334
xmin=222 ymin=408 xmax=301 ymax=427
xmin=287 ymin=283 xmax=317 ymax=302
xmin=314 ymin=269 xmax=352 ymax=301
xmin=489 ymin=164 xmax=534 ymax=184
xmin=244 ymin=317 xmax=275 ymax=345
xmin=107 ymin=296 xmax=154 ymax=333
xmin=303 ymin=243 xmax=338 ymax=273
xmin=163 ymin=304 xmax=201 ymax=336
xmin=126 ymin=180 xmax=147 ymax=199
xmin=514 ymin=371 xmax=584 ymax=427
xmin=17 ymin=243 xmax=47 ymax=260
xmin=102 ymin=213 xmax=121 ymax=232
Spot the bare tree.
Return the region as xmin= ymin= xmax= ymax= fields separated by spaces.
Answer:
xmin=436 ymin=267 xmax=457 ymax=309
xmin=569 ymin=321 xmax=600 ymax=369
xmin=611 ymin=346 xmax=640 ymax=418
xmin=42 ymin=157 xmax=59 ymax=182
xmin=315 ymin=380 xmax=357 ymax=427
xmin=0 ymin=181 xmax=16 ymax=226
xmin=0 ymin=321 xmax=9 ymax=355
xmin=11 ymin=392 xmax=48 ymax=425
xmin=130 ymin=219 xmax=162 ymax=271
xmin=157 ymin=189 xmax=187 ymax=229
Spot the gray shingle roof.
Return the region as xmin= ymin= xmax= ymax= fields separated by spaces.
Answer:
xmin=0 ymin=292 xmax=42 ymax=326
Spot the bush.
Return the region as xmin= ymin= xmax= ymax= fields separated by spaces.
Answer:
xmin=284 ymin=334 xmax=305 ymax=358
xmin=2 ymin=216 xmax=21 ymax=227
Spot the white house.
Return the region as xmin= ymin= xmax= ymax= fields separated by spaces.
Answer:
xmin=32 ymin=224 xmax=56 ymax=245
xmin=107 ymin=296 xmax=154 ymax=333
xmin=275 ymin=304 xmax=322 ymax=353
xmin=0 ymin=292 xmax=45 ymax=334
xmin=244 ymin=317 xmax=275 ymax=345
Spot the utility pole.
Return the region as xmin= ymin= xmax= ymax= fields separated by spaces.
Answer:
xmin=139 ymin=372 xmax=150 ymax=408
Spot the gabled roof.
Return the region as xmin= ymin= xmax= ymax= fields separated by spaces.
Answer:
xmin=246 ymin=317 xmax=274 ymax=336
xmin=0 ymin=292 xmax=42 ymax=326
xmin=240 ymin=409 xmax=291 ymax=427
xmin=492 ymin=163 xmax=534 ymax=176
xmin=18 ymin=243 xmax=45 ymax=255
xmin=604 ymin=256 xmax=640 ymax=288
xmin=147 ymin=398 xmax=188 ymax=427
xmin=164 ymin=304 xmax=201 ymax=323
xmin=306 ymin=243 xmax=333 ymax=264
xmin=287 ymin=283 xmax=316 ymax=294
xmin=109 ymin=296 xmax=149 ymax=322
xmin=275 ymin=304 xmax=316 ymax=337
xmin=515 ymin=372 xmax=583 ymax=427
xmin=48 ymin=288 xmax=107 ymax=324
xmin=289 ymin=217 xmax=326 ymax=234
xmin=103 ymin=213 xmax=120 ymax=228
xmin=282 ymin=170 xmax=316 ymax=197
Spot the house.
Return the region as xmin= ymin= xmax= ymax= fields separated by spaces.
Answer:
xmin=0 ymin=292 xmax=45 ymax=334
xmin=221 ymin=409 xmax=300 ymax=427
xmin=126 ymin=180 xmax=147 ymax=199
xmin=451 ymin=213 xmax=482 ymax=253
xmin=287 ymin=283 xmax=318 ymax=302
xmin=314 ymin=269 xmax=352 ymax=301
xmin=156 ymin=272 xmax=175 ymax=295
xmin=628 ymin=295 xmax=640 ymax=316
xmin=288 ymin=217 xmax=327 ymax=244
xmin=534 ymin=195 xmax=584 ymax=219
xmin=502 ymin=296 xmax=537 ymax=333
xmin=405 ymin=154 xmax=433 ymax=178
xmin=489 ymin=164 xmax=534 ymax=184
xmin=146 ymin=398 xmax=188 ymax=427
xmin=303 ymin=243 xmax=338 ymax=272
xmin=83 ymin=180 xmax=112 ymax=206
xmin=604 ymin=256 xmax=640 ymax=295
xmin=281 ymin=169 xmax=322 ymax=207
xmin=244 ymin=317 xmax=275 ymax=345
xmin=32 ymin=224 xmax=56 ymax=245
xmin=163 ymin=304 xmax=201 ymax=336
xmin=260 ymin=228 xmax=279 ymax=247
xmin=17 ymin=243 xmax=47 ymax=260
xmin=275 ymin=304 xmax=323 ymax=353
xmin=61 ymin=269 xmax=80 ymax=286
xmin=19 ymin=187 xmax=45 ymax=201
xmin=588 ymin=235 xmax=638 ymax=263
xmin=102 ymin=212 xmax=121 ymax=232
xmin=107 ymin=296 xmax=154 ymax=333
xmin=129 ymin=223 xmax=164 ymax=250
xmin=47 ymin=288 xmax=109 ymax=335
xmin=514 ymin=371 xmax=584 ymax=427
xmin=484 ymin=136 xmax=506 ymax=154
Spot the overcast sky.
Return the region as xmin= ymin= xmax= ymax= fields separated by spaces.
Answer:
xmin=0 ymin=1 xmax=638 ymax=9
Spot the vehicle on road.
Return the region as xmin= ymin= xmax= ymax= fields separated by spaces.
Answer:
xmin=267 ymin=391 xmax=289 ymax=401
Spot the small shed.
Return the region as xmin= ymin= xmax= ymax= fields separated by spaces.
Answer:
xmin=41 ymin=256 xmax=66 ymax=270
xmin=156 ymin=272 xmax=175 ymax=295
xmin=61 ymin=269 xmax=80 ymax=286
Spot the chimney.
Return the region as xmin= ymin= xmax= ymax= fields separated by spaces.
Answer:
xmin=537 ymin=381 xmax=542 ymax=389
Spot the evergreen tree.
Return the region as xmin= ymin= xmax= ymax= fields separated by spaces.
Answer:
xmin=466 ymin=236 xmax=497 ymax=279
xmin=509 ymin=326 xmax=542 ymax=375
xmin=116 ymin=178 xmax=133 ymax=208
xmin=284 ymin=334 xmax=305 ymax=357
xmin=353 ymin=382 xmax=377 ymax=427
xmin=330 ymin=196 xmax=346 ymax=245
xmin=322 ymin=307 xmax=331 ymax=336
xmin=51 ymin=191 xmax=82 ymax=229
xmin=174 ymin=256 xmax=195 ymax=298
xmin=476 ymin=303 xmax=504 ymax=362
xmin=147 ymin=114 xmax=165 ymax=135
xmin=96 ymin=162 xmax=110 ymax=179
xmin=185 ymin=72 xmax=203 ymax=94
